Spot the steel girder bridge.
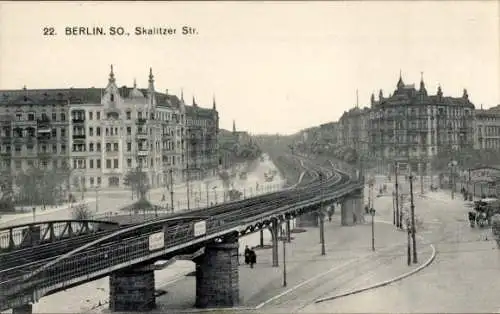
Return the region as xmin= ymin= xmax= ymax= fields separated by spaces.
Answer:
xmin=0 ymin=155 xmax=363 ymax=311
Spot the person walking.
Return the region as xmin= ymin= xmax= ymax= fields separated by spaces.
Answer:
xmin=249 ymin=249 xmax=257 ymax=268
xmin=244 ymin=245 xmax=251 ymax=265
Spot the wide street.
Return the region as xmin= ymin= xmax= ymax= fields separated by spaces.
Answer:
xmin=302 ymin=176 xmax=500 ymax=313
xmin=0 ymin=157 xmax=284 ymax=228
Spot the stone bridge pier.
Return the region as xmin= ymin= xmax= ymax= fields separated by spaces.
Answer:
xmin=109 ymin=264 xmax=156 ymax=312
xmin=194 ymin=232 xmax=240 ymax=308
xmin=12 ymin=304 xmax=33 ymax=314
xmin=341 ymin=189 xmax=365 ymax=226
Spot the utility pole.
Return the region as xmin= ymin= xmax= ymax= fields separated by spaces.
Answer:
xmin=409 ymin=174 xmax=418 ymax=263
xmin=282 ymin=235 xmax=287 ymax=287
xmin=319 ymin=173 xmax=326 ymax=256
xmin=205 ymin=181 xmax=210 ymax=207
xmin=394 ymin=161 xmax=400 ymax=228
xmin=406 ymin=219 xmax=411 ymax=266
xmin=170 ymin=169 xmax=174 ymax=212
xmin=95 ymin=186 xmax=99 ymax=213
xmin=186 ymin=129 xmax=191 ymax=211
xmin=419 ymin=162 xmax=424 ymax=195
xmin=370 ymin=207 xmax=376 ymax=251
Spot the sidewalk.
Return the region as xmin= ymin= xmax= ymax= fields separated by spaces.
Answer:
xmin=146 ymin=216 xmax=433 ymax=312
xmin=0 ymin=198 xmax=95 ymax=227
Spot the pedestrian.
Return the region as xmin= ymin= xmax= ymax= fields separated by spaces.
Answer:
xmin=244 ymin=245 xmax=251 ymax=265
xmin=249 ymin=249 xmax=257 ymax=268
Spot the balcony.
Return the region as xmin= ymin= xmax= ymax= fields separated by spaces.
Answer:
xmin=136 ymin=131 xmax=148 ymax=140
xmin=73 ymin=134 xmax=86 ymax=140
xmin=136 ymin=118 xmax=147 ymax=124
xmin=137 ymin=150 xmax=149 ymax=157
xmin=72 ymin=118 xmax=85 ymax=124
xmin=0 ymin=151 xmax=12 ymax=157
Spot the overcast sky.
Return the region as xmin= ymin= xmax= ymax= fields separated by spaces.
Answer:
xmin=0 ymin=1 xmax=498 ymax=134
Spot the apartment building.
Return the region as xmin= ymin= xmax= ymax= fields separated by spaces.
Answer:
xmin=474 ymin=105 xmax=500 ymax=150
xmin=0 ymin=65 xmax=220 ymax=190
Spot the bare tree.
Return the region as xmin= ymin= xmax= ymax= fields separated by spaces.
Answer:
xmin=72 ymin=203 xmax=92 ymax=220
xmin=124 ymin=167 xmax=150 ymax=200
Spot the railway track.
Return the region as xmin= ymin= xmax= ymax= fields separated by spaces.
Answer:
xmin=0 ymin=155 xmax=356 ymax=309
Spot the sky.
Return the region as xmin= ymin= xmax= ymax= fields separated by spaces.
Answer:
xmin=0 ymin=1 xmax=498 ymax=135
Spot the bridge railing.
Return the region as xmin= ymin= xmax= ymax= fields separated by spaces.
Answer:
xmin=0 ymin=158 xmax=361 ymax=308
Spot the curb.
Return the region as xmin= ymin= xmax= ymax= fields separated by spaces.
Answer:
xmin=314 ymin=243 xmax=436 ymax=304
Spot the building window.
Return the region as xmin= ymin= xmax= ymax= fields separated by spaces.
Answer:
xmin=106 ymin=143 xmax=111 ymax=152
xmin=89 ymin=143 xmax=94 ymax=152
xmin=61 ymin=144 xmax=66 ymax=152
xmin=97 ymin=143 xmax=101 ymax=151
xmin=127 ymin=142 xmax=131 ymax=151
xmin=126 ymin=111 xmax=131 ymax=119
xmin=97 ymin=111 xmax=101 ymax=120
xmin=96 ymin=127 xmax=101 ymax=136
xmin=97 ymin=159 xmax=101 ymax=169
xmin=61 ymin=113 xmax=66 ymax=121
xmin=113 ymin=143 xmax=118 ymax=151
xmin=97 ymin=176 xmax=101 ymax=185
xmin=106 ymin=128 xmax=109 ymax=136
xmin=27 ymin=113 xmax=35 ymax=121
xmin=61 ymin=128 xmax=66 ymax=137
xmin=138 ymin=112 xmax=142 ymax=119
xmin=110 ymin=94 xmax=114 ymax=102
xmin=51 ymin=128 xmax=57 ymax=137
xmin=106 ymin=159 xmax=111 ymax=169
xmin=90 ymin=159 xmax=94 ymax=168
xmin=90 ymin=177 xmax=94 ymax=186
xmin=127 ymin=127 xmax=131 ymax=135
xmin=127 ymin=158 xmax=132 ymax=168
xmin=113 ymin=159 xmax=118 ymax=168
xmin=89 ymin=111 xmax=93 ymax=120
xmin=89 ymin=127 xmax=93 ymax=136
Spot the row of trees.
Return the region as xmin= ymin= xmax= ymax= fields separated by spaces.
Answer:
xmin=0 ymin=166 xmax=71 ymax=212
xmin=430 ymin=147 xmax=500 ymax=172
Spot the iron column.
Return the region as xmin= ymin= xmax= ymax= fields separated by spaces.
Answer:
xmin=409 ymin=174 xmax=418 ymax=263
xmin=395 ymin=162 xmax=400 ymax=228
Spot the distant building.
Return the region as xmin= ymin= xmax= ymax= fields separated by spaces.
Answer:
xmin=474 ymin=105 xmax=500 ymax=150
xmin=368 ymin=74 xmax=475 ymax=174
xmin=0 ymin=65 xmax=220 ymax=190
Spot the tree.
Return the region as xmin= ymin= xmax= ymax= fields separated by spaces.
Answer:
xmin=0 ymin=169 xmax=14 ymax=212
xmin=124 ymin=167 xmax=150 ymax=200
xmin=72 ymin=203 xmax=92 ymax=220
xmin=15 ymin=164 xmax=71 ymax=207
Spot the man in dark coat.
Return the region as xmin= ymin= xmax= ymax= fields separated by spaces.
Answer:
xmin=249 ymin=249 xmax=257 ymax=268
xmin=244 ymin=245 xmax=251 ymax=265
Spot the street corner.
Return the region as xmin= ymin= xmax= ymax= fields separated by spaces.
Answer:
xmin=314 ymin=242 xmax=436 ymax=304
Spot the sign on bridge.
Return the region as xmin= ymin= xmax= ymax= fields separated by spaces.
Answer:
xmin=148 ymin=232 xmax=165 ymax=251
xmin=194 ymin=221 xmax=207 ymax=237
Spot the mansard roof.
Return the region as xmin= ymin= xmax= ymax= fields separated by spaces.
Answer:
xmin=0 ymin=87 xmax=217 ymax=112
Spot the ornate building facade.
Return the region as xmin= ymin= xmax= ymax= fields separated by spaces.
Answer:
xmin=320 ymin=74 xmax=476 ymax=175
xmin=474 ymin=105 xmax=500 ymax=150
xmin=368 ymin=74 xmax=475 ymax=174
xmin=0 ymin=65 xmax=220 ymax=190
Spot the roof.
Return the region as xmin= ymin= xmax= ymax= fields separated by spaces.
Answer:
xmin=0 ymin=87 xmax=218 ymax=115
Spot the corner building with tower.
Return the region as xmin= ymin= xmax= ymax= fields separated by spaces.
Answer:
xmin=338 ymin=74 xmax=475 ymax=175
xmin=0 ymin=65 xmax=220 ymax=190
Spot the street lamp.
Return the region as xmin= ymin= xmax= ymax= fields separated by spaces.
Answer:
xmin=448 ymin=160 xmax=458 ymax=200
xmin=95 ymin=185 xmax=100 ymax=213
xmin=282 ymin=234 xmax=287 ymax=287
xmin=370 ymin=207 xmax=376 ymax=251
xmin=409 ymin=174 xmax=418 ymax=263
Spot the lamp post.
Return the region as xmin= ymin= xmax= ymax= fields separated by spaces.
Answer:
xmin=169 ymin=169 xmax=174 ymax=212
xmin=370 ymin=207 xmax=376 ymax=251
xmin=394 ymin=161 xmax=400 ymax=228
xmin=409 ymin=174 xmax=418 ymax=263
xmin=282 ymin=233 xmax=287 ymax=287
xmin=319 ymin=173 xmax=326 ymax=256
xmin=448 ymin=160 xmax=458 ymax=200
xmin=95 ymin=185 xmax=100 ymax=213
